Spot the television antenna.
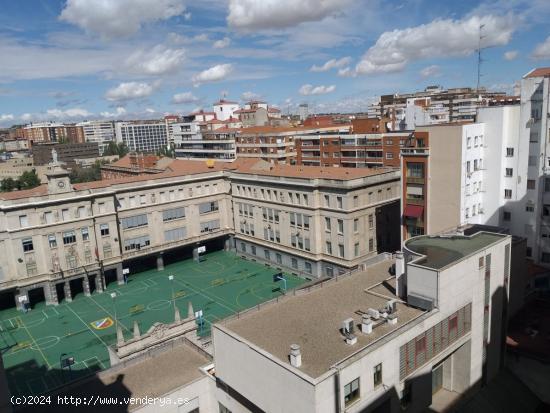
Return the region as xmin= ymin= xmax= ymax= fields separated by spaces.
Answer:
xmin=476 ymin=24 xmax=486 ymax=92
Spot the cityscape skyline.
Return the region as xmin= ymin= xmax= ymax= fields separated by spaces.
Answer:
xmin=1 ymin=0 xmax=550 ymax=127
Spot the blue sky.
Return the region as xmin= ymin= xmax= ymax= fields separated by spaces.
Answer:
xmin=0 ymin=0 xmax=549 ymax=126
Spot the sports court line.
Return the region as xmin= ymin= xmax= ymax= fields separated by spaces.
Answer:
xmin=84 ymin=295 xmax=131 ymax=333
xmin=17 ymin=317 xmax=52 ymax=369
xmin=173 ymin=278 xmax=238 ymax=314
xmin=83 ymin=356 xmax=105 ymax=370
xmin=64 ymin=304 xmax=111 ymax=349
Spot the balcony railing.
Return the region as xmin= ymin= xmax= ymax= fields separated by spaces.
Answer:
xmin=406 ymin=176 xmax=425 ymax=184
xmin=406 ymin=198 xmax=425 ymax=206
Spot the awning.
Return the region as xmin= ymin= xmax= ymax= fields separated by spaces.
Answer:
xmin=403 ymin=204 xmax=424 ymax=218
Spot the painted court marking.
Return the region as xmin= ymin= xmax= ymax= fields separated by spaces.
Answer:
xmin=64 ymin=303 xmax=111 ymax=349
xmin=147 ymin=300 xmax=171 ymax=311
xmin=142 ymin=279 xmax=157 ymax=287
xmin=17 ymin=317 xmax=52 ymax=369
xmin=30 ymin=336 xmax=60 ymax=351
xmin=83 ymin=356 xmax=105 ymax=371
xmin=85 ymin=295 xmax=131 ymax=333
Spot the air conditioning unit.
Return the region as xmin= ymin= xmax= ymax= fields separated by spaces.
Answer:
xmin=367 ymin=308 xmax=380 ymax=320
xmin=342 ymin=318 xmax=354 ymax=335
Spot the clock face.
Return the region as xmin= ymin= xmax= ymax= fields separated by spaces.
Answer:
xmin=57 ymin=181 xmax=65 ymax=188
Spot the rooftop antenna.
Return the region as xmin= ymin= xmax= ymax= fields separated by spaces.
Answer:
xmin=476 ymin=23 xmax=486 ymax=92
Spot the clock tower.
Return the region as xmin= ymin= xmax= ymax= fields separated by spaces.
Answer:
xmin=46 ymin=149 xmax=72 ymax=194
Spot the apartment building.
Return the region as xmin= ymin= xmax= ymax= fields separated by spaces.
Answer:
xmin=213 ymin=99 xmax=240 ymax=121
xmin=295 ymin=127 xmax=407 ymax=169
xmin=513 ymin=68 xmax=550 ymax=264
xmin=115 ymin=121 xmax=168 ymax=153
xmin=0 ymin=157 xmax=400 ymax=310
xmin=400 ymin=105 xmax=523 ymax=242
xmin=235 ymin=127 xmax=298 ymax=164
xmin=368 ymin=86 xmax=510 ymax=131
xmin=77 ymin=120 xmax=115 ymax=155
xmin=32 ymin=142 xmax=100 ymax=166
xmin=231 ymin=161 xmax=400 ymax=278
xmin=22 ymin=122 xmax=67 ymax=144
xmin=175 ymin=129 xmax=237 ymax=161
xmin=212 ymin=231 xmax=511 ymax=413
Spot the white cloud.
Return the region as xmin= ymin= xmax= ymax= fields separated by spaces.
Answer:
xmin=419 ymin=65 xmax=442 ymax=78
xmin=299 ymin=84 xmax=336 ymax=95
xmin=184 ymin=12 xmax=192 ymax=20
xmin=532 ymin=36 xmax=550 ymax=59
xmin=124 ymin=45 xmax=185 ymax=76
xmin=310 ymin=57 xmax=351 ymax=72
xmin=192 ymin=64 xmax=233 ymax=86
xmin=172 ymin=92 xmax=199 ymax=104
xmin=355 ymin=15 xmax=515 ymax=75
xmin=168 ymin=32 xmax=209 ymax=45
xmin=213 ymin=37 xmax=231 ymax=49
xmin=504 ymin=50 xmax=518 ymax=60
xmin=100 ymin=107 xmax=127 ymax=118
xmin=60 ymin=0 xmax=186 ymax=39
xmin=105 ymin=81 xmax=158 ymax=101
xmin=0 ymin=114 xmax=14 ymax=122
xmin=227 ymin=0 xmax=349 ymax=30
xmin=46 ymin=108 xmax=93 ymax=118
xmin=241 ymin=91 xmax=262 ymax=101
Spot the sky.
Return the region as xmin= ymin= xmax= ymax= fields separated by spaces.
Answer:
xmin=0 ymin=0 xmax=549 ymax=127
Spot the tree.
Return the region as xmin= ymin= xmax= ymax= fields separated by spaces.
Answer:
xmin=156 ymin=145 xmax=175 ymax=158
xmin=69 ymin=160 xmax=108 ymax=184
xmin=0 ymin=177 xmax=15 ymax=192
xmin=103 ymin=142 xmax=129 ymax=157
xmin=18 ymin=169 xmax=41 ymax=190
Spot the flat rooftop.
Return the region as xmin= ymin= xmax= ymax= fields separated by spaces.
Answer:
xmin=221 ymin=259 xmax=425 ymax=379
xmin=405 ymin=232 xmax=507 ymax=270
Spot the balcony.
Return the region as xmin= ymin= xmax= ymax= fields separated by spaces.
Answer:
xmin=406 ymin=197 xmax=425 ymax=206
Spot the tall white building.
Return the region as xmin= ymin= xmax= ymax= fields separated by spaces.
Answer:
xmin=515 ymin=68 xmax=550 ymax=263
xmin=115 ymin=121 xmax=168 ymax=153
xmin=77 ymin=120 xmax=115 ymax=155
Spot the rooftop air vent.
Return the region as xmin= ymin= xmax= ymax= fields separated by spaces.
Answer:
xmin=290 ymin=344 xmax=302 ymax=368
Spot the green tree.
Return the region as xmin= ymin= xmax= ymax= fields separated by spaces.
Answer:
xmin=103 ymin=142 xmax=129 ymax=157
xmin=0 ymin=177 xmax=16 ymax=192
xmin=69 ymin=160 xmax=107 ymax=184
xmin=156 ymin=145 xmax=175 ymax=158
xmin=18 ymin=169 xmax=41 ymax=190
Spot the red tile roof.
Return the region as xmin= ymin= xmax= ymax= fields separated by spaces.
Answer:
xmin=524 ymin=67 xmax=550 ymax=78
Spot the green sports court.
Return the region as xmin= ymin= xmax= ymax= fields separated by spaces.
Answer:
xmin=0 ymin=250 xmax=306 ymax=397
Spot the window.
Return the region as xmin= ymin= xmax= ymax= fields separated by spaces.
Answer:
xmin=219 ymin=402 xmax=232 ymax=413
xmin=163 ymin=207 xmax=185 ymax=221
xmin=63 ymin=230 xmax=76 ymax=245
xmin=81 ymin=227 xmax=89 ymax=241
xmin=164 ymin=227 xmax=186 ymax=242
xmin=337 ymin=219 xmax=344 ymax=234
xmin=77 ymin=206 xmax=85 ymax=218
xmin=100 ymin=223 xmax=110 ymax=236
xmin=326 ymin=241 xmax=332 ymax=255
xmin=354 ymin=243 xmax=360 ymax=257
xmin=48 ymin=234 xmax=57 ymax=248
xmin=325 ymin=217 xmax=331 ymax=231
xmin=386 ymin=152 xmax=394 ymax=159
xmin=368 ymin=214 xmax=374 ymax=229
xmin=338 ymin=244 xmax=345 ymax=258
xmin=276 ymin=253 xmax=282 ymax=264
xmin=304 ymin=262 xmax=312 ymax=274
xmin=505 ymin=168 xmax=513 ymax=177
xmin=324 ymin=195 xmax=330 ymax=207
xmin=466 ymin=161 xmax=471 ymax=174
xmin=44 ymin=211 xmax=54 ymax=224
xmin=503 ymin=211 xmax=511 ymax=221
xmin=344 ymin=378 xmax=360 ymax=407
xmin=19 ymin=215 xmax=28 ymax=228
xmin=354 ymin=219 xmax=359 ymax=233
xmin=124 ymin=235 xmax=150 ymax=251
xmin=406 ymin=163 xmax=424 ymax=178
xmin=121 ymin=214 xmax=148 ymax=229
xmin=291 ymin=258 xmax=298 ymax=269
xmin=369 ymin=238 xmax=374 ymax=252
xmin=199 ymin=201 xmax=219 ymax=214
xmin=527 ymin=180 xmax=536 ymax=190
xmin=504 ymin=189 xmax=512 ymax=199
xmin=545 ymin=178 xmax=550 ymax=192
xmin=467 ymin=137 xmax=471 ymax=148
xmin=264 ymin=250 xmax=270 ymax=260
xmin=200 ymin=219 xmax=220 ymax=233
xmin=373 ymin=363 xmax=383 ymax=387
xmin=526 ymin=203 xmax=535 ymax=212
xmin=337 ymin=196 xmax=343 ymax=209
xmin=251 ymin=245 xmax=256 ymax=255
xmin=140 ymin=194 xmax=147 ymax=205
xmin=62 ymin=209 xmax=70 ymax=221
xmin=474 ymin=159 xmax=478 ymax=171
xmin=506 ymin=147 xmax=514 ymax=157
xmin=541 ymin=252 xmax=550 ymax=263
xmin=22 ymin=238 xmax=34 ymax=252
xmin=240 ymin=243 xmax=246 ymax=252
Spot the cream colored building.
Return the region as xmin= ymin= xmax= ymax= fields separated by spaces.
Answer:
xmin=0 ymin=158 xmax=400 ymax=308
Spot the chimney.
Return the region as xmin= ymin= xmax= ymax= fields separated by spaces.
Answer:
xmin=290 ymin=344 xmax=302 ymax=367
xmin=362 ymin=314 xmax=373 ymax=334
xmin=395 ymin=251 xmax=406 ymax=299
xmin=387 ymin=313 xmax=398 ymax=325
